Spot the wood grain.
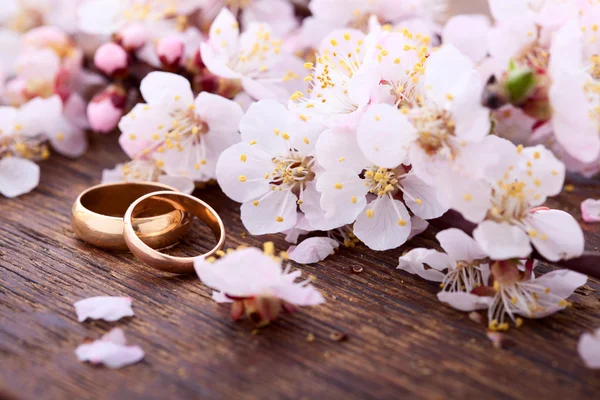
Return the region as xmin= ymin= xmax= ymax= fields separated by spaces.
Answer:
xmin=1 ymin=127 xmax=600 ymax=400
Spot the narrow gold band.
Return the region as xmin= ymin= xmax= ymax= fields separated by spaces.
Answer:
xmin=123 ymin=191 xmax=226 ymax=274
xmin=71 ymin=182 xmax=191 ymax=250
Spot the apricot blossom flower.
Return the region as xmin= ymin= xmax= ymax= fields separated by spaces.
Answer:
xmin=118 ymin=71 xmax=243 ymax=183
xmin=194 ymin=244 xmax=325 ymax=325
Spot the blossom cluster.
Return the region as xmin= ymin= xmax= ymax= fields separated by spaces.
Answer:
xmin=2 ymin=0 xmax=599 ymax=367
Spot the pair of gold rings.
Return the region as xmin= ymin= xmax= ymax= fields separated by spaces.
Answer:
xmin=71 ymin=182 xmax=225 ymax=274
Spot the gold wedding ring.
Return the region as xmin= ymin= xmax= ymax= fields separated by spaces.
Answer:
xmin=72 ymin=182 xmax=191 ymax=250
xmin=123 ymin=191 xmax=226 ymax=274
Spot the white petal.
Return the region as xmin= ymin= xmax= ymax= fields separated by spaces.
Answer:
xmin=424 ymin=44 xmax=474 ymax=107
xmin=450 ymin=70 xmax=491 ymax=142
xmin=275 ymin=281 xmax=326 ymax=306
xmin=488 ymin=17 xmax=537 ymax=67
xmin=157 ymin=175 xmax=195 ymax=194
xmin=216 ymin=143 xmax=272 ymax=203
xmin=408 ymin=215 xmax=429 ymax=240
xmin=356 ymin=104 xmax=416 ymax=168
xmin=0 ymin=157 xmax=40 ymax=198
xmin=140 ymin=71 xmax=194 ymax=107
xmin=526 ymin=210 xmax=585 ymax=262
xmin=195 ymin=92 xmax=244 ymax=135
xmin=77 ymin=0 xmax=124 ymax=34
xmin=242 ymin=0 xmax=297 ymax=36
xmin=488 ymin=0 xmax=529 ymax=20
xmin=579 ymin=329 xmax=600 ymax=369
xmin=473 ymin=220 xmax=532 ymax=260
xmin=354 ymin=196 xmax=411 ymax=251
xmin=194 ymin=247 xmax=281 ymax=296
xmin=533 ymin=270 xmax=587 ymax=299
xmin=199 ymin=42 xmax=241 ymax=79
xmin=300 ymin=181 xmax=351 ymax=231
xmin=239 ymin=99 xmax=289 ymax=155
xmin=436 ymin=228 xmax=487 ymax=262
xmin=550 ymin=71 xmax=600 ymax=163
xmin=435 ymin=172 xmax=491 ymax=224
xmin=73 ymin=296 xmax=134 ymax=322
xmin=519 ymin=145 xmax=565 ymax=203
xmin=581 ymin=199 xmax=600 ymax=222
xmin=401 ymin=172 xmax=448 ymax=220
xmin=75 ymin=328 xmax=144 ymax=369
xmin=437 ymin=291 xmax=493 ymax=311
xmin=208 ymin=8 xmax=239 ymax=60
xmin=442 ymin=15 xmax=491 ymax=63
xmin=48 ymin=118 xmax=88 ymax=158
xmin=241 ymin=190 xmax=298 ymax=235
xmin=288 ymin=237 xmax=339 ymax=264
xmin=0 ymin=106 xmax=17 ymax=135
xmin=316 ymin=169 xmax=368 ymax=222
xmin=16 ymin=95 xmax=62 ymax=136
xmin=212 ymin=291 xmax=233 ymax=303
xmin=397 ymin=248 xmax=451 ymax=281
xmin=315 ymin=127 xmax=368 ymax=173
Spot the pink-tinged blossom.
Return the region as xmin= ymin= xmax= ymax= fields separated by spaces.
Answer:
xmin=399 ymin=228 xmax=492 ymax=311
xmin=77 ymin=0 xmax=202 ymax=35
xmin=442 ymin=14 xmax=490 ymax=64
xmin=73 ymin=296 xmax=134 ymax=322
xmin=579 ymin=328 xmax=600 ymax=369
xmin=194 ymin=245 xmax=325 ymax=325
xmin=0 ymin=157 xmax=40 ymax=198
xmin=94 ymin=42 xmax=129 ymax=76
xmin=216 ymin=99 xmax=323 ymax=235
xmin=483 ymin=262 xmax=586 ymax=331
xmin=289 ymin=27 xmax=379 ymax=128
xmin=156 ymin=36 xmax=184 ymax=68
xmin=101 ymin=160 xmax=195 ymax=194
xmin=118 ymin=72 xmax=243 ymax=183
xmin=355 ymin=45 xmax=491 ymax=188
xmin=75 ymin=328 xmax=144 ymax=369
xmin=287 ymin=237 xmax=339 ymax=264
xmin=199 ymin=0 xmax=298 ymax=37
xmin=581 ymin=199 xmax=600 ymax=223
xmin=315 ymin=118 xmax=447 ymax=250
xmin=117 ymin=23 xmax=147 ymax=50
xmin=548 ymin=21 xmax=600 ymax=164
xmin=200 ymin=8 xmax=304 ymax=101
xmin=460 ymin=141 xmax=585 ymax=262
xmin=0 ymin=95 xmax=86 ymax=198
xmin=87 ymin=85 xmax=126 ymax=133
xmin=307 ymin=0 xmax=446 ymax=41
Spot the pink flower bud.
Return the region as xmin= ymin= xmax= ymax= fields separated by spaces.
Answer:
xmin=157 ymin=36 xmax=184 ymax=69
xmin=87 ymin=85 xmax=126 ymax=134
xmin=94 ymin=43 xmax=128 ymax=76
xmin=117 ymin=23 xmax=147 ymax=51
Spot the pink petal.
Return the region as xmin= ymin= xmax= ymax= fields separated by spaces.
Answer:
xmin=437 ymin=291 xmax=493 ymax=311
xmin=73 ymin=296 xmax=134 ymax=322
xmin=75 ymin=328 xmax=144 ymax=369
xmin=287 ymin=237 xmax=339 ymax=264
xmin=579 ymin=329 xmax=600 ymax=369
xmin=581 ymin=199 xmax=600 ymax=222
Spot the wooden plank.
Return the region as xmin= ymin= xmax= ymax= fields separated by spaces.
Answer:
xmin=1 ymin=131 xmax=599 ymax=400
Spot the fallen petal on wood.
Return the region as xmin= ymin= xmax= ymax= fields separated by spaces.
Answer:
xmin=581 ymin=199 xmax=600 ymax=222
xmin=288 ymin=237 xmax=339 ymax=264
xmin=75 ymin=328 xmax=144 ymax=369
xmin=74 ymin=296 xmax=134 ymax=322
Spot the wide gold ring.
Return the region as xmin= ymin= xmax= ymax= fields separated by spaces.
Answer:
xmin=123 ymin=191 xmax=226 ymax=274
xmin=72 ymin=182 xmax=191 ymax=250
